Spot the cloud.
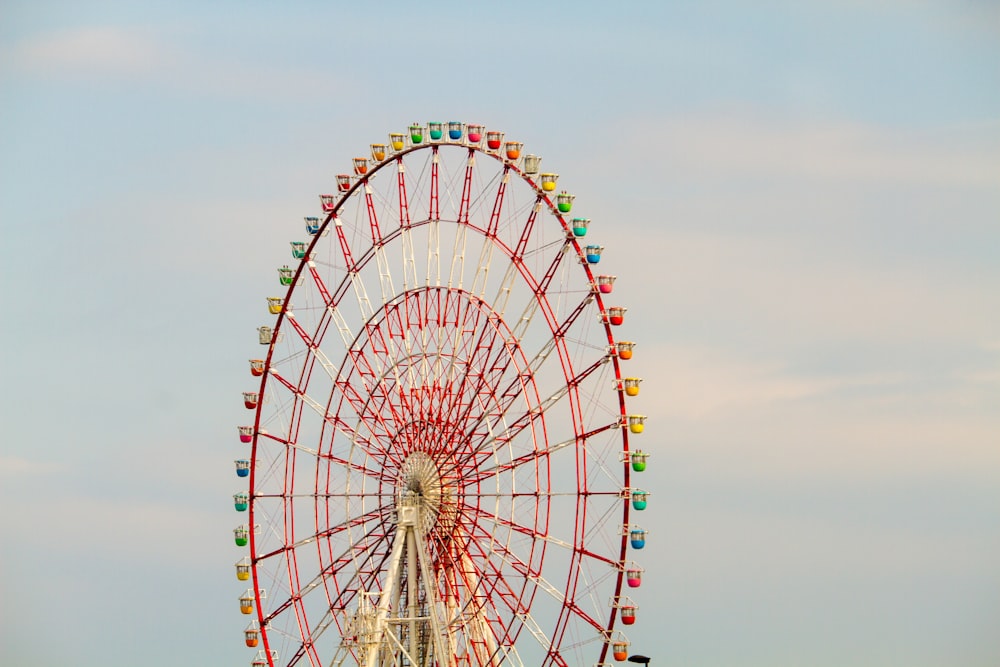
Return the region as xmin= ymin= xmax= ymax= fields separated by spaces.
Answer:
xmin=641 ymin=343 xmax=909 ymax=421
xmin=5 ymin=24 xmax=351 ymax=101
xmin=0 ymin=456 xmax=61 ymax=476
xmin=12 ymin=26 xmax=162 ymax=77
xmin=646 ymin=114 xmax=1000 ymax=188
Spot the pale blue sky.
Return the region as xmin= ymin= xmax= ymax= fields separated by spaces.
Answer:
xmin=1 ymin=2 xmax=998 ymax=666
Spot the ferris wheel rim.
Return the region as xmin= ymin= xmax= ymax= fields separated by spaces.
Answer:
xmin=239 ymin=129 xmax=639 ymax=667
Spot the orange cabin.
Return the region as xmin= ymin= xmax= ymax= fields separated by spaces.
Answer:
xmin=504 ymin=141 xmax=523 ymax=160
xmin=240 ymin=591 xmax=254 ymax=615
xmin=249 ymin=359 xmax=265 ymax=377
xmin=352 ymin=157 xmax=368 ymax=175
xmin=612 ymin=640 xmax=630 ymax=661
xmin=616 ymin=341 xmax=635 ymax=360
xmin=371 ymin=143 xmax=387 ymax=162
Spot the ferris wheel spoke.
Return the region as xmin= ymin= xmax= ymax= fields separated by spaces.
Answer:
xmin=468 ymin=167 xmax=510 ymax=301
xmin=460 ymin=521 xmax=577 ymax=649
xmin=465 ymin=504 xmax=570 ymax=552
xmin=324 ymin=527 xmax=399 ymax=614
xmin=255 ymin=504 xmax=389 ymax=564
xmin=470 ymin=528 xmax=606 ymax=638
xmin=535 ymin=239 xmax=575 ymax=299
xmin=427 ymin=147 xmax=438 ymax=221
xmin=263 ymin=506 xmax=395 ymax=626
xmin=256 ymin=431 xmax=389 ymax=482
xmin=265 ymin=367 xmax=395 ymax=464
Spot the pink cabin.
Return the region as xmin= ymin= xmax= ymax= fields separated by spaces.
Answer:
xmin=319 ymin=194 xmax=335 ymax=213
xmin=597 ymin=275 xmax=616 ymax=293
xmin=626 ymin=565 xmax=644 ymax=588
xmin=238 ymin=426 xmax=253 ymax=443
xmin=467 ymin=124 xmax=484 ymax=144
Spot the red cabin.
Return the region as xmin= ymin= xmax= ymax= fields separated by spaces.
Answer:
xmin=607 ymin=307 xmax=627 ymax=326
xmin=486 ymin=130 xmax=504 ymax=150
xmin=620 ymin=605 xmax=636 ymax=625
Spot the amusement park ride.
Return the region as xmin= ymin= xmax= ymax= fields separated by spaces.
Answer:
xmin=232 ymin=122 xmax=651 ymax=667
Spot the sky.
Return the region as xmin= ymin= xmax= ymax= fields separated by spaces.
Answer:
xmin=1 ymin=1 xmax=998 ymax=666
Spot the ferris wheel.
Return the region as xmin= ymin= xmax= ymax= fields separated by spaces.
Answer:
xmin=232 ymin=121 xmax=651 ymax=667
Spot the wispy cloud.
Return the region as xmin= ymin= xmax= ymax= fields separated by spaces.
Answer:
xmin=5 ymin=24 xmax=351 ymax=101
xmin=645 ymin=114 xmax=1000 ymax=188
xmin=11 ymin=26 xmax=162 ymax=77
xmin=0 ymin=456 xmax=61 ymax=476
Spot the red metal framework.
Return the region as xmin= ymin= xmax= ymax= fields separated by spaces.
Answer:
xmin=237 ymin=127 xmax=643 ymax=667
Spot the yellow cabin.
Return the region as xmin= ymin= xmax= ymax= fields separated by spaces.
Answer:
xmin=627 ymin=415 xmax=646 ymax=434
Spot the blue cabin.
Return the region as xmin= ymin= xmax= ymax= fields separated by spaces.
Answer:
xmin=585 ymin=245 xmax=604 ymax=264
xmin=629 ymin=527 xmax=646 ymax=549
